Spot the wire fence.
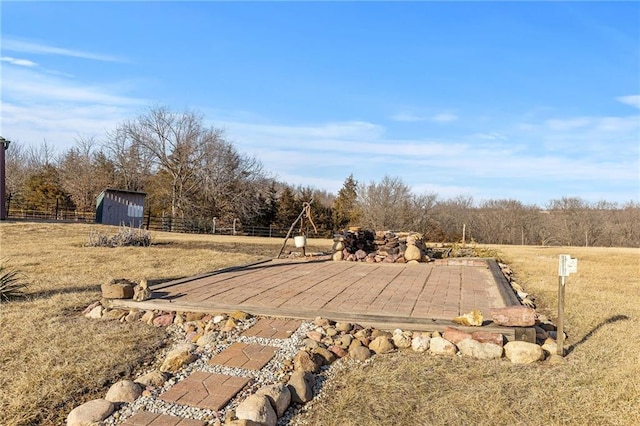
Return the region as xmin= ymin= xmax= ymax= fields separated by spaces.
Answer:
xmin=5 ymin=206 xmax=294 ymax=238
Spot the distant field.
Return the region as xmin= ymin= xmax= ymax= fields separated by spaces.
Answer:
xmin=1 ymin=222 xmax=638 ymax=425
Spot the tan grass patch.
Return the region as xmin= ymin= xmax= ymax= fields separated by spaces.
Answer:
xmin=0 ymin=222 xmax=331 ymax=426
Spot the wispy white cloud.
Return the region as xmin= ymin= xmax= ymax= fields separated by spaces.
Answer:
xmin=430 ymin=113 xmax=458 ymax=123
xmin=3 ymin=38 xmax=124 ymax=62
xmin=472 ymin=132 xmax=507 ymax=141
xmin=1 ymin=56 xmax=38 ymax=67
xmin=390 ymin=111 xmax=459 ymax=123
xmin=218 ymin=114 xmax=638 ymax=191
xmin=546 ymin=117 xmax=591 ymax=130
xmin=0 ymin=59 xmax=145 ymax=149
xmin=617 ymin=95 xmax=640 ymax=109
xmin=390 ymin=113 xmax=426 ymax=122
xmin=2 ymin=66 xmax=145 ymax=106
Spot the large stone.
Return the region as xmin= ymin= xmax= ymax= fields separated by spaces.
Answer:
xmin=335 ymin=334 xmax=353 ymax=348
xmin=230 ymin=310 xmax=251 ymax=320
xmin=235 ymin=394 xmax=277 ymax=426
xmin=153 ymin=312 xmax=175 ymax=327
xmin=198 ymin=332 xmax=220 ymax=347
xmin=67 ymin=399 xmax=114 ymax=426
xmin=160 ymin=343 xmax=197 ymax=372
xmin=472 ymin=331 xmax=504 ymax=347
xmin=132 ymin=278 xmax=151 ymax=301
xmin=368 ymin=336 xmax=395 ymax=354
xmin=293 ymin=350 xmax=322 ymax=373
xmin=546 ymin=354 xmax=567 ymax=365
xmin=325 ymin=327 xmax=338 ymax=337
xmin=82 ymin=301 xmax=101 ymax=315
xmin=85 ymin=305 xmax=103 ymax=319
xmin=328 ymin=345 xmax=348 ymax=358
xmin=185 ymin=311 xmax=206 ymax=322
xmin=392 ymin=332 xmax=412 ymax=349
xmin=453 ymin=309 xmax=484 ymax=327
xmin=371 ymin=329 xmax=392 ymax=339
xmin=404 ymin=244 xmax=422 ymax=261
xmin=442 ymin=327 xmax=472 ymax=344
xmin=541 ymin=338 xmax=559 ymax=355
xmin=101 ymin=279 xmax=135 ymax=299
xmin=457 ymin=338 xmax=503 ymax=360
xmin=312 ymin=347 xmax=336 ymax=365
xmin=141 ymin=310 xmax=156 ymax=325
xmin=411 ymin=335 xmax=431 ymax=352
xmin=504 ymin=341 xmax=544 ymax=364
xmin=105 ymin=379 xmax=141 ymax=404
xmin=490 ymin=306 xmax=536 ymax=327
xmin=335 ymin=321 xmax=353 ymax=332
xmin=134 ymin=370 xmax=168 ymax=388
xmin=429 ymin=336 xmax=458 ymax=356
xmin=287 ymin=371 xmax=315 ymax=404
xmin=306 ymin=331 xmax=323 ymax=342
xmin=348 ymin=344 xmax=372 ymax=361
xmin=256 ymin=383 xmax=291 ymax=417
xmin=124 ymin=310 xmax=143 ymax=323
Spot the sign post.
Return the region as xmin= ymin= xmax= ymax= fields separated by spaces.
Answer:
xmin=557 ymin=254 xmax=578 ymax=356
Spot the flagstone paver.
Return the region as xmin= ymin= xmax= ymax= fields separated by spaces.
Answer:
xmin=158 ymin=371 xmax=250 ymax=411
xmin=241 ymin=318 xmax=302 ymax=339
xmin=208 ymin=342 xmax=278 ymax=370
xmin=121 ymin=411 xmax=206 ymax=426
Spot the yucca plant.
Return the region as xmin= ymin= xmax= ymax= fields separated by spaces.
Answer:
xmin=0 ymin=263 xmax=28 ymax=302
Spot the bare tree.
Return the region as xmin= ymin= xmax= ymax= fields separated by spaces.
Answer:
xmin=407 ymin=192 xmax=438 ymax=235
xmin=358 ymin=175 xmax=413 ymax=231
xmin=112 ymin=107 xmax=223 ymax=226
xmin=104 ymin=124 xmax=154 ymax=191
xmin=58 ymin=136 xmax=114 ymax=211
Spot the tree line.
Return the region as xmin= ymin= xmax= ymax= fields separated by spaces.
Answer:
xmin=5 ymin=106 xmax=639 ymax=247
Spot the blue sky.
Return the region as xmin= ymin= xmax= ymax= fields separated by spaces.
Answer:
xmin=1 ymin=1 xmax=639 ymax=206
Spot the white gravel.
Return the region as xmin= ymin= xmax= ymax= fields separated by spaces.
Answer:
xmin=103 ymin=317 xmax=319 ymax=425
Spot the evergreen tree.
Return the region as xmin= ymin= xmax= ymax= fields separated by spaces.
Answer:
xmin=276 ymin=186 xmax=299 ymax=228
xmin=254 ymin=181 xmax=279 ymax=227
xmin=23 ymin=164 xmax=75 ymax=211
xmin=333 ymin=174 xmax=360 ymax=230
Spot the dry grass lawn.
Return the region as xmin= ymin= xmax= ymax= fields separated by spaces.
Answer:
xmin=295 ymin=245 xmax=640 ymax=425
xmin=1 ymin=222 xmax=638 ymax=425
xmin=0 ymin=221 xmax=328 ymax=426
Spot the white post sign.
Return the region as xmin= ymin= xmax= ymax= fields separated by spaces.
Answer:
xmin=558 ymin=254 xmax=578 ymax=278
xmin=557 ymin=254 xmax=577 ymax=356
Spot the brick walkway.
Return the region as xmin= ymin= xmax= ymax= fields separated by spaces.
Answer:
xmin=123 ymin=319 xmax=302 ymax=425
xmin=158 ymin=371 xmax=251 ymax=411
xmin=241 ymin=318 xmax=302 ymax=339
xmin=121 ymin=412 xmax=206 ymax=426
xmin=208 ymin=342 xmax=278 ymax=370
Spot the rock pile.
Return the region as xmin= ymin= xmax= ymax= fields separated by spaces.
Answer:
xmin=332 ymin=230 xmax=430 ymax=263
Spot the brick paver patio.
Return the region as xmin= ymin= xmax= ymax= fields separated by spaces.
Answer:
xmin=113 ymin=258 xmax=519 ymax=332
xmin=207 ymin=342 xmax=278 ymax=370
xmin=158 ymin=371 xmax=250 ymax=411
